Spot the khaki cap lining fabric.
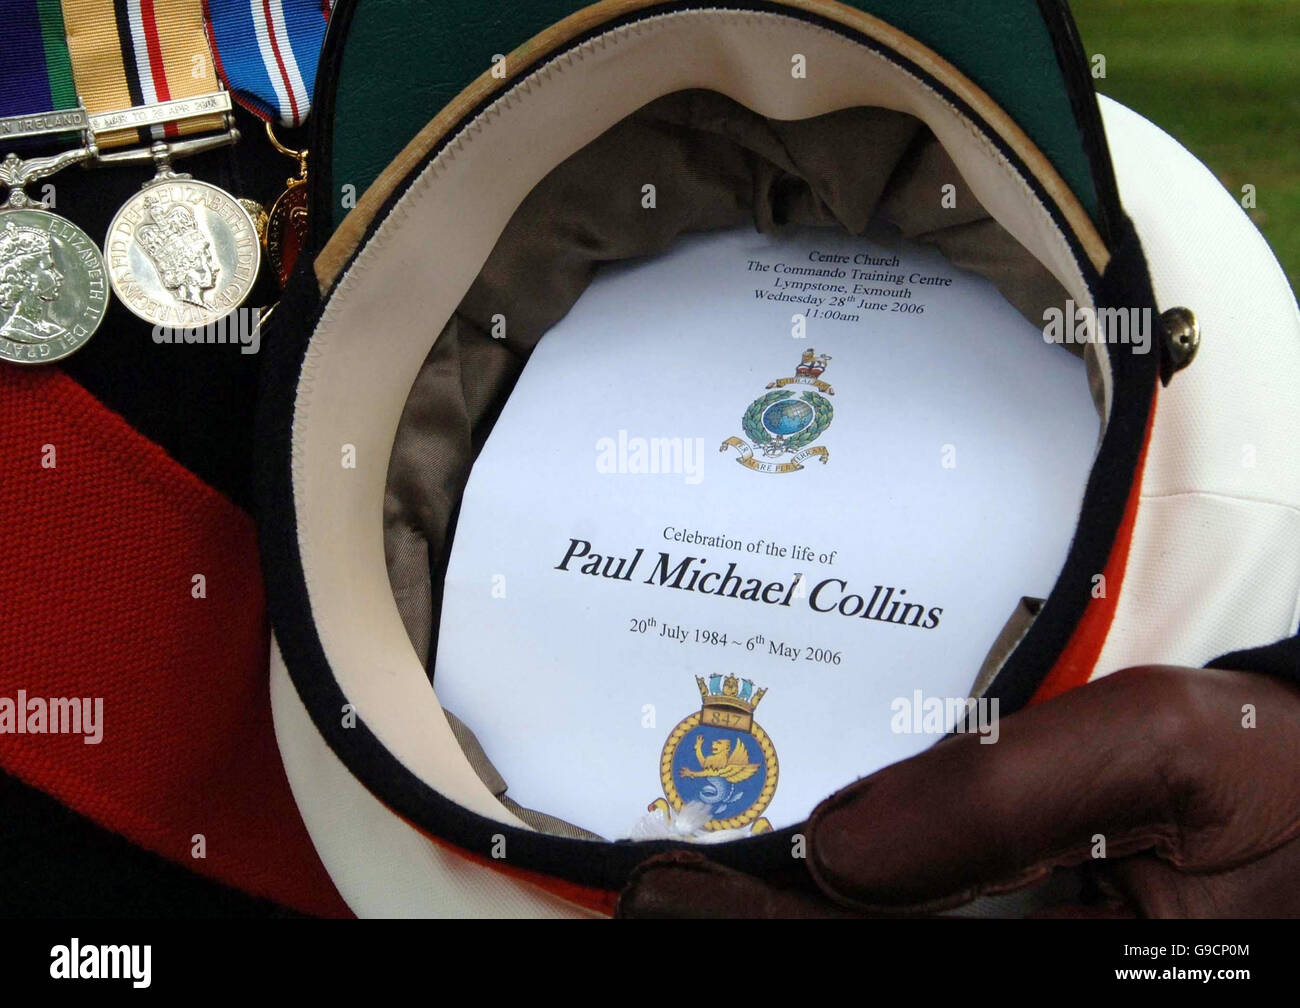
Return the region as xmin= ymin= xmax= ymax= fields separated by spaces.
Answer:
xmin=386 ymin=91 xmax=1080 ymax=672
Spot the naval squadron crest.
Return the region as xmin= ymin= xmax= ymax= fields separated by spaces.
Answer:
xmin=647 ymin=674 xmax=778 ymax=835
xmin=721 ymin=349 xmax=834 ymax=473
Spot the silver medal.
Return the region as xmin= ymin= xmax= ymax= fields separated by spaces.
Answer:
xmin=106 ymin=173 xmax=261 ymax=328
xmin=0 ymin=151 xmax=108 ymax=366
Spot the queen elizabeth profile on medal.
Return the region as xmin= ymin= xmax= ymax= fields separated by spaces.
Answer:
xmin=0 ymin=223 xmax=68 ymax=344
xmin=135 ymin=196 xmax=220 ymax=309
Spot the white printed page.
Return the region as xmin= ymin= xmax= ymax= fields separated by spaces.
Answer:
xmin=432 ymin=227 xmax=1096 ymax=840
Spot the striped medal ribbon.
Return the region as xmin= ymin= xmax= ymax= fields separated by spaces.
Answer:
xmin=61 ymin=0 xmax=232 ymax=149
xmin=61 ymin=0 xmax=262 ymax=327
xmin=0 ymin=0 xmax=82 ymax=139
xmin=204 ymin=0 xmax=331 ymax=288
xmin=203 ymin=0 xmax=330 ymax=129
xmin=0 ymin=0 xmax=108 ymax=365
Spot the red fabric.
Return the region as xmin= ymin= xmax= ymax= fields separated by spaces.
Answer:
xmin=0 ymin=366 xmax=348 ymax=917
xmin=1030 ymin=383 xmax=1159 ymax=704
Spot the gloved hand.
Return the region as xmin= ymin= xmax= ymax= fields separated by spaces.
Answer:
xmin=617 ymin=665 xmax=1300 ymax=918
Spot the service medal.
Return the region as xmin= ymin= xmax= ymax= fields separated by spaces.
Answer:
xmin=105 ymin=173 xmax=261 ymax=328
xmin=266 ymin=174 xmax=308 ymax=289
xmin=60 ymin=0 xmax=261 ymax=327
xmin=0 ymin=153 xmax=108 ymax=366
xmin=261 ymin=123 xmax=311 ymax=289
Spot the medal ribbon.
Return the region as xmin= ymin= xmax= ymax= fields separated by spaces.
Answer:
xmin=202 ymin=0 xmax=330 ymax=127
xmin=60 ymin=0 xmax=228 ymax=149
xmin=0 ymin=0 xmax=79 ymax=118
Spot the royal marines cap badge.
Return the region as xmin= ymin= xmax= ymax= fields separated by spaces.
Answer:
xmin=648 ymin=674 xmax=778 ymax=836
xmin=721 ymin=349 xmax=835 ymax=474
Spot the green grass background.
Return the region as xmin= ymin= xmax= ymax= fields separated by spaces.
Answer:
xmin=1071 ymin=0 xmax=1298 ymax=293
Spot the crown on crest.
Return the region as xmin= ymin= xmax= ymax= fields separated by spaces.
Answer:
xmin=695 ymin=673 xmax=766 ymax=716
xmin=795 ymin=348 xmax=831 ymax=378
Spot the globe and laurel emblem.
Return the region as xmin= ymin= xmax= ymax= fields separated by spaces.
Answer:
xmin=721 ymin=349 xmax=835 ymax=473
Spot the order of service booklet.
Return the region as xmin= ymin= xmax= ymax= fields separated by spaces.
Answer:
xmin=432 ymin=226 xmax=1096 ymax=840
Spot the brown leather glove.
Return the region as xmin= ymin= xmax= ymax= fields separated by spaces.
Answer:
xmin=618 ymin=665 xmax=1300 ymax=918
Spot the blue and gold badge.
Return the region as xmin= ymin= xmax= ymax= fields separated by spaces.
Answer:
xmin=648 ymin=674 xmax=778 ymax=834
